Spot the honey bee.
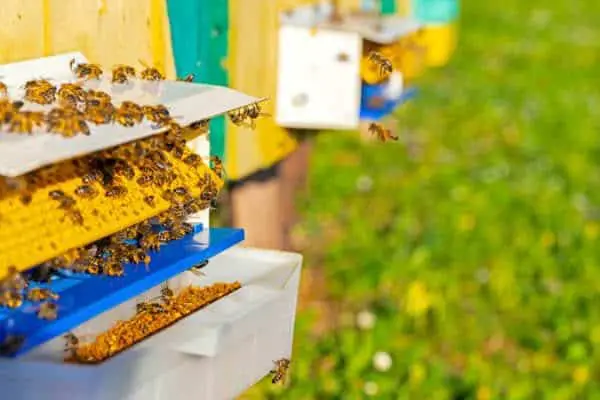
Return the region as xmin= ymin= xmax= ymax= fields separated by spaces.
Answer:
xmin=85 ymin=90 xmax=112 ymax=108
xmin=74 ymin=184 xmax=99 ymax=199
xmin=142 ymin=105 xmax=172 ymax=127
xmin=37 ymin=301 xmax=58 ymax=320
xmin=0 ymin=335 xmax=25 ymax=356
xmin=156 ymin=283 xmax=175 ymax=304
xmin=8 ymin=111 xmax=45 ymax=134
xmin=136 ymin=301 xmax=165 ymax=315
xmin=144 ymin=195 xmax=156 ymax=207
xmin=26 ymin=287 xmax=59 ymax=302
xmin=80 ymin=256 xmax=102 ymax=274
xmin=65 ymin=209 xmax=84 ymax=226
xmin=105 ymin=185 xmax=128 ymax=198
xmin=227 ymin=103 xmax=269 ymax=129
xmin=271 ymin=358 xmax=291 ymax=384
xmin=49 ymin=190 xmax=77 ymax=209
xmin=84 ymin=102 xmax=115 ymax=125
xmin=57 ymin=82 xmax=87 ymax=108
xmin=139 ymin=60 xmax=165 ymax=81
xmin=0 ymin=81 xmax=7 ymax=97
xmin=0 ymin=99 xmax=24 ymax=124
xmin=104 ymin=261 xmax=125 ymax=277
xmin=210 ymin=156 xmax=227 ymax=180
xmin=23 ymin=79 xmax=56 ymax=105
xmin=183 ymin=153 xmax=203 ymax=167
xmin=0 ymin=290 xmax=23 ymax=308
xmin=178 ymin=74 xmax=195 ymax=82
xmin=139 ymin=234 xmax=161 ymax=251
xmin=368 ymin=122 xmax=398 ymax=142
xmin=368 ymin=51 xmax=393 ymax=78
xmin=136 ymin=174 xmax=154 ymax=187
xmin=189 ymin=260 xmax=208 ymax=277
xmin=157 ymin=231 xmax=171 ymax=243
xmin=70 ymin=59 xmax=103 ymax=80
xmin=115 ymin=101 xmax=144 ymax=127
xmin=64 ymin=332 xmax=79 ymax=356
xmin=46 ymin=107 xmax=90 ymax=137
xmin=111 ymin=65 xmax=136 ymax=84
xmin=1 ymin=266 xmax=28 ymax=292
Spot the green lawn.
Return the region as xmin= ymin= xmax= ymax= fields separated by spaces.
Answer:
xmin=245 ymin=0 xmax=600 ymax=398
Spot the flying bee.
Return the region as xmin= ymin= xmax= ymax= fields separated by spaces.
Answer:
xmin=8 ymin=111 xmax=45 ymax=134
xmin=74 ymin=184 xmax=99 ymax=199
xmin=0 ymin=335 xmax=25 ymax=356
xmin=210 ymin=156 xmax=226 ymax=180
xmin=368 ymin=51 xmax=393 ymax=78
xmin=368 ymin=122 xmax=398 ymax=142
xmin=178 ymin=74 xmax=195 ymax=82
xmin=271 ymin=358 xmax=291 ymax=385
xmin=139 ymin=60 xmax=165 ymax=81
xmin=189 ymin=260 xmax=208 ymax=277
xmin=111 ymin=65 xmax=136 ymax=84
xmin=57 ymin=81 xmax=87 ymax=107
xmin=136 ymin=301 xmax=165 ymax=315
xmin=70 ymin=58 xmax=103 ymax=80
xmin=105 ymin=185 xmax=128 ymax=198
xmin=37 ymin=301 xmax=58 ymax=320
xmin=142 ymin=104 xmax=172 ymax=127
xmin=115 ymin=101 xmax=144 ymax=127
xmin=26 ymin=288 xmax=59 ymax=302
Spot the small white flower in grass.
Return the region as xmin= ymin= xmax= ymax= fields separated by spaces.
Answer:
xmin=373 ymin=351 xmax=392 ymax=372
xmin=363 ymin=381 xmax=379 ymax=396
xmin=356 ymin=310 xmax=376 ymax=330
xmin=356 ymin=175 xmax=374 ymax=193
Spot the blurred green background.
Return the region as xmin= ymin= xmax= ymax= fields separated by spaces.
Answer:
xmin=243 ymin=0 xmax=600 ymax=398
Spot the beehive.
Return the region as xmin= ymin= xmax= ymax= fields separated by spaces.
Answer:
xmin=0 ymin=53 xmax=261 ymax=280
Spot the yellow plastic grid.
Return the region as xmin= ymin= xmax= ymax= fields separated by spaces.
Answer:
xmin=0 ymin=139 xmax=221 ymax=280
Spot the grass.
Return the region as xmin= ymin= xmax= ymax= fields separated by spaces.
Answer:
xmin=242 ymin=0 xmax=600 ymax=398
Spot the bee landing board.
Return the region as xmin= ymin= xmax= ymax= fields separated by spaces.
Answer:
xmin=0 ymin=247 xmax=303 ymax=400
xmin=0 ymin=52 xmax=262 ymax=178
xmin=276 ymin=4 xmax=422 ymax=130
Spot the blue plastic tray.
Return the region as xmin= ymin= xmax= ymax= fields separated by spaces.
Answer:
xmin=0 ymin=226 xmax=244 ymax=357
xmin=360 ymin=84 xmax=418 ymax=121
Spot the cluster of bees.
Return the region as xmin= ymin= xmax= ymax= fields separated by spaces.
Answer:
xmin=63 ymin=280 xmax=241 ymax=363
xmin=0 ymin=266 xmax=60 ymax=321
xmin=0 ymin=58 xmax=201 ymax=137
xmin=364 ymin=51 xmax=400 ymax=143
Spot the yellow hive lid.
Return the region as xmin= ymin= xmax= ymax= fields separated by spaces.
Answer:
xmin=0 ymin=52 xmax=263 ymax=178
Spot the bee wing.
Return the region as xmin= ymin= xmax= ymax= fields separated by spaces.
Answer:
xmin=189 ymin=268 xmax=206 ymax=277
xmin=138 ymin=59 xmax=150 ymax=69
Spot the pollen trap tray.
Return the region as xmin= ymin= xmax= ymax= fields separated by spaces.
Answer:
xmin=0 ymin=53 xmax=302 ymax=400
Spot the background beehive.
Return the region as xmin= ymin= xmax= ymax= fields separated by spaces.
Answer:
xmin=0 ymin=148 xmax=222 ymax=280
